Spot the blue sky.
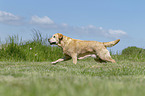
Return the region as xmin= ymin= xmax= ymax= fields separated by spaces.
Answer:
xmin=0 ymin=0 xmax=145 ymax=52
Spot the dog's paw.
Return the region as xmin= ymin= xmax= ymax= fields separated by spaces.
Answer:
xmin=51 ymin=62 xmax=57 ymax=65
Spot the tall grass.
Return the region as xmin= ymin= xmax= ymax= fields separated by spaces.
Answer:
xmin=0 ymin=31 xmax=63 ymax=62
xmin=0 ymin=31 xmax=145 ymax=62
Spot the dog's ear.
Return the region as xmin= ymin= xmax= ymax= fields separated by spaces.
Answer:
xmin=58 ymin=33 xmax=63 ymax=40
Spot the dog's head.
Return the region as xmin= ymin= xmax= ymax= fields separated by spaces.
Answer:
xmin=48 ymin=33 xmax=63 ymax=45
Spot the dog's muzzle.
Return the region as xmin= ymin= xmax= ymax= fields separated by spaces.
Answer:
xmin=48 ymin=39 xmax=56 ymax=45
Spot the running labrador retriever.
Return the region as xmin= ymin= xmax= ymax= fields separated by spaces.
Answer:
xmin=48 ymin=33 xmax=120 ymax=64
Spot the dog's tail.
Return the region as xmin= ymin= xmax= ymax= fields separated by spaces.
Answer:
xmin=103 ymin=39 xmax=120 ymax=47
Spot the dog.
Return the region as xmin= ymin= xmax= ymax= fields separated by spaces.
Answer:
xmin=48 ymin=33 xmax=120 ymax=64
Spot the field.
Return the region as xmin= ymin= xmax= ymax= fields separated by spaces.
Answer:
xmin=0 ymin=33 xmax=145 ymax=96
xmin=0 ymin=59 xmax=145 ymax=96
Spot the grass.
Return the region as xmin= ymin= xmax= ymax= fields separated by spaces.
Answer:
xmin=0 ymin=60 xmax=145 ymax=96
xmin=1 ymin=32 xmax=145 ymax=96
xmin=0 ymin=32 xmax=63 ymax=62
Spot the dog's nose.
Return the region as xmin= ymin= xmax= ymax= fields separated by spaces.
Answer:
xmin=48 ymin=38 xmax=50 ymax=42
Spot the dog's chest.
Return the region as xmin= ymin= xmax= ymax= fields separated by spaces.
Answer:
xmin=63 ymin=47 xmax=71 ymax=55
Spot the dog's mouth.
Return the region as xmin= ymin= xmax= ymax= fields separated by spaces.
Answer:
xmin=50 ymin=42 xmax=57 ymax=45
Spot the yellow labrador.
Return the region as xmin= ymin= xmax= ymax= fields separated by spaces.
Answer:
xmin=48 ymin=33 xmax=120 ymax=64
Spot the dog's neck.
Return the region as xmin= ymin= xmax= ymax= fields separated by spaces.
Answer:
xmin=58 ymin=36 xmax=72 ymax=48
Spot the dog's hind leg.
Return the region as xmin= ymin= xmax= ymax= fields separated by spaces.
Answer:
xmin=96 ymin=48 xmax=116 ymax=63
xmin=78 ymin=54 xmax=96 ymax=60
xmin=94 ymin=56 xmax=107 ymax=63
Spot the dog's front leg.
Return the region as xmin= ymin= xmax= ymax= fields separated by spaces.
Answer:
xmin=51 ymin=55 xmax=71 ymax=64
xmin=72 ymin=53 xmax=77 ymax=64
xmin=51 ymin=58 xmax=64 ymax=64
xmin=72 ymin=57 xmax=77 ymax=64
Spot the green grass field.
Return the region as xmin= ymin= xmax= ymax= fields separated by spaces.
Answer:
xmin=1 ymin=33 xmax=145 ymax=96
xmin=0 ymin=59 xmax=145 ymax=96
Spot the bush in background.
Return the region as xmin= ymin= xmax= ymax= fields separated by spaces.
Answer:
xmin=121 ymin=46 xmax=145 ymax=61
xmin=122 ymin=46 xmax=145 ymax=56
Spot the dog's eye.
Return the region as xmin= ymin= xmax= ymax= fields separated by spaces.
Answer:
xmin=53 ymin=36 xmax=55 ymax=38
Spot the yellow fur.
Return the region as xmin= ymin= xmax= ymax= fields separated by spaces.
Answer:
xmin=48 ymin=33 xmax=120 ymax=64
